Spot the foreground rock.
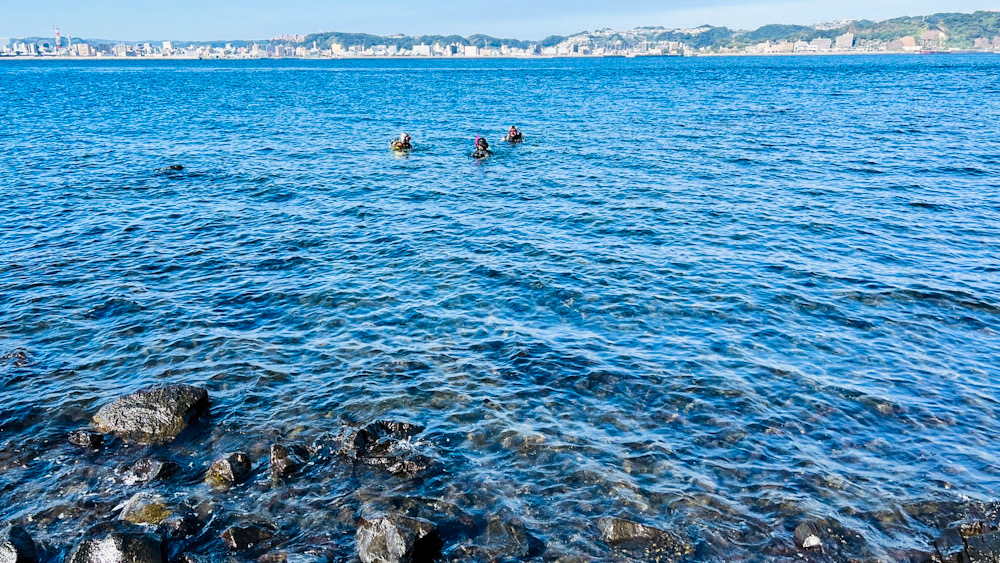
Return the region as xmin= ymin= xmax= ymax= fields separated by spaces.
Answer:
xmin=935 ymin=519 xmax=1000 ymax=563
xmin=68 ymin=523 xmax=165 ymax=563
xmin=221 ymin=525 xmax=274 ymax=551
xmin=206 ymin=452 xmax=252 ymax=488
xmin=345 ymin=421 xmax=431 ymax=476
xmin=598 ymin=518 xmax=693 ymax=561
xmin=270 ymin=444 xmax=309 ymax=479
xmin=93 ymin=384 xmax=209 ymax=444
xmin=0 ymin=525 xmax=39 ymax=563
xmin=356 ymin=515 xmax=443 ymax=563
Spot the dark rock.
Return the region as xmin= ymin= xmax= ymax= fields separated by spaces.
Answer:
xmin=221 ymin=525 xmax=274 ymax=551
xmin=258 ymin=553 xmax=288 ymax=563
xmin=177 ymin=555 xmax=208 ymax=563
xmin=356 ymin=515 xmax=443 ymax=563
xmin=68 ymin=431 xmax=104 ymax=449
xmin=93 ymin=384 xmax=209 ymax=444
xmin=270 ymin=444 xmax=309 ymax=479
xmin=966 ymin=531 xmax=1000 ymax=563
xmin=206 ymin=452 xmax=252 ymax=488
xmin=0 ymin=525 xmax=39 ymax=563
xmin=353 ymin=421 xmax=424 ymax=457
xmin=936 ymin=526 xmax=968 ymax=563
xmin=68 ymin=523 xmax=165 ymax=563
xmin=162 ymin=513 xmax=204 ymax=539
xmin=129 ymin=458 xmax=180 ymax=482
xmin=598 ymin=518 xmax=693 ymax=561
xmin=794 ymin=521 xmax=823 ymax=550
xmin=345 ymin=421 xmax=430 ymax=476
xmin=165 ymin=165 xmax=184 ymax=171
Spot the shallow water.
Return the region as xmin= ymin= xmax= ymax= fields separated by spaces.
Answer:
xmin=2 ymin=55 xmax=1000 ymax=561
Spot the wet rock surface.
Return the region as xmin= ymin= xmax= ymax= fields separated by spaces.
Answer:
xmin=206 ymin=452 xmax=252 ymax=487
xmin=92 ymin=385 xmax=209 ymax=444
xmin=598 ymin=517 xmax=693 ymax=561
xmin=68 ymin=522 xmax=166 ymax=563
xmin=221 ymin=524 xmax=275 ymax=551
xmin=934 ymin=519 xmax=1000 ymax=563
xmin=345 ymin=421 xmax=432 ymax=476
xmin=68 ymin=431 xmax=104 ymax=450
xmin=128 ymin=458 xmax=180 ymax=483
xmin=356 ymin=515 xmax=443 ymax=563
xmin=0 ymin=525 xmax=39 ymax=563
xmin=119 ymin=493 xmax=172 ymax=526
xmin=270 ymin=444 xmax=309 ymax=479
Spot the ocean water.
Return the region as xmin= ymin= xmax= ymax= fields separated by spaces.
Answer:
xmin=1 ymin=55 xmax=1000 ymax=561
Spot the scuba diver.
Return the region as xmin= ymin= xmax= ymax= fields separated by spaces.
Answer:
xmin=390 ymin=132 xmax=413 ymax=152
xmin=504 ymin=125 xmax=523 ymax=144
xmin=472 ymin=136 xmax=492 ymax=159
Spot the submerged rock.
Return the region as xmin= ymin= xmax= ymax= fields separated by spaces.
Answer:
xmin=345 ymin=421 xmax=431 ymax=476
xmin=356 ymin=515 xmax=443 ymax=563
xmin=68 ymin=431 xmax=104 ymax=450
xmin=452 ymin=515 xmax=544 ymax=561
xmin=93 ymin=384 xmax=209 ymax=444
xmin=164 ymin=165 xmax=184 ymax=171
xmin=221 ymin=525 xmax=274 ymax=551
xmin=206 ymin=452 xmax=252 ymax=488
xmin=0 ymin=525 xmax=39 ymax=563
xmin=270 ymin=444 xmax=309 ymax=479
xmin=68 ymin=523 xmax=165 ymax=563
xmin=120 ymin=493 xmax=171 ymax=526
xmin=129 ymin=458 xmax=180 ymax=483
xmin=598 ymin=518 xmax=693 ymax=561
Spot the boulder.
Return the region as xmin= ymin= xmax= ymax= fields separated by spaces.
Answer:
xmin=68 ymin=523 xmax=165 ymax=563
xmin=120 ymin=493 xmax=171 ymax=526
xmin=598 ymin=518 xmax=693 ymax=561
xmin=270 ymin=444 xmax=309 ymax=479
xmin=129 ymin=458 xmax=180 ymax=483
xmin=93 ymin=385 xmax=209 ymax=444
xmin=206 ymin=452 xmax=252 ymax=488
xmin=221 ymin=525 xmax=274 ymax=551
xmin=68 ymin=431 xmax=104 ymax=449
xmin=0 ymin=525 xmax=39 ymax=563
xmin=356 ymin=515 xmax=443 ymax=563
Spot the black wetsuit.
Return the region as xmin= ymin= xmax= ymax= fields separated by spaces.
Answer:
xmin=472 ymin=149 xmax=492 ymax=159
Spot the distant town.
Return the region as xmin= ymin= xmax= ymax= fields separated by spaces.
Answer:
xmin=3 ymin=10 xmax=1000 ymax=59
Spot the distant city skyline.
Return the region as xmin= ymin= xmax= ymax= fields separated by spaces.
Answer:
xmin=3 ymin=0 xmax=998 ymax=41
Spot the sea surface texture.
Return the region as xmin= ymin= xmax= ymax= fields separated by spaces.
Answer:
xmin=2 ymin=56 xmax=1000 ymax=561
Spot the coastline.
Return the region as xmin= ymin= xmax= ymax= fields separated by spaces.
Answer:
xmin=0 ymin=50 xmax=997 ymax=61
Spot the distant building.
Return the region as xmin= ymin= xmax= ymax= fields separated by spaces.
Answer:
xmin=835 ymin=33 xmax=854 ymax=49
xmin=413 ymin=44 xmax=431 ymax=56
xmin=75 ymin=43 xmax=92 ymax=56
xmin=464 ymin=45 xmax=478 ymax=57
xmin=810 ymin=38 xmax=832 ymax=51
xmin=162 ymin=41 xmax=173 ymax=51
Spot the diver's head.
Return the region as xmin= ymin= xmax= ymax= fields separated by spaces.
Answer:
xmin=476 ymin=137 xmax=489 ymax=149
xmin=401 ymin=132 xmax=410 ymax=143
xmin=510 ymin=125 xmax=518 ymax=132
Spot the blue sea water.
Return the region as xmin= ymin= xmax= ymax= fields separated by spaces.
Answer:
xmin=1 ymin=55 xmax=1000 ymax=561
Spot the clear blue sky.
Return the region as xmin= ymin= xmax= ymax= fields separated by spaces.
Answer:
xmin=3 ymin=0 xmax=997 ymax=41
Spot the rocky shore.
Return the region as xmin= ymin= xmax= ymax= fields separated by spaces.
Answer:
xmin=2 ymin=383 xmax=999 ymax=562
